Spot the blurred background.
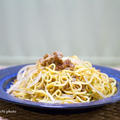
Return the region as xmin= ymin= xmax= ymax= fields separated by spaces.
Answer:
xmin=0 ymin=0 xmax=120 ymax=67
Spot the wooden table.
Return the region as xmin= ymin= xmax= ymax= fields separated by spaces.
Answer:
xmin=0 ymin=66 xmax=120 ymax=120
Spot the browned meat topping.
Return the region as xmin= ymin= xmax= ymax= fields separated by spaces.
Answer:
xmin=38 ymin=51 xmax=74 ymax=70
xmin=55 ymin=59 xmax=74 ymax=70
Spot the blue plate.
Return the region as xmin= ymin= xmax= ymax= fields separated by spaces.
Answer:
xmin=0 ymin=64 xmax=120 ymax=110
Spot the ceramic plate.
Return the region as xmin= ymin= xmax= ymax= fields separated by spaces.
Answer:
xmin=0 ymin=64 xmax=120 ymax=110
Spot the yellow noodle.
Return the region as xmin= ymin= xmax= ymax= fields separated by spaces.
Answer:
xmin=7 ymin=56 xmax=117 ymax=104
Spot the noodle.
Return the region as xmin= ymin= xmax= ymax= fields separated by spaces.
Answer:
xmin=7 ymin=52 xmax=117 ymax=104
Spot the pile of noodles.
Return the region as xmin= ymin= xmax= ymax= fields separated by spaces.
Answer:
xmin=7 ymin=56 xmax=117 ymax=104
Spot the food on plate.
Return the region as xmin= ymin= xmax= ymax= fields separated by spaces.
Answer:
xmin=7 ymin=51 xmax=117 ymax=104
